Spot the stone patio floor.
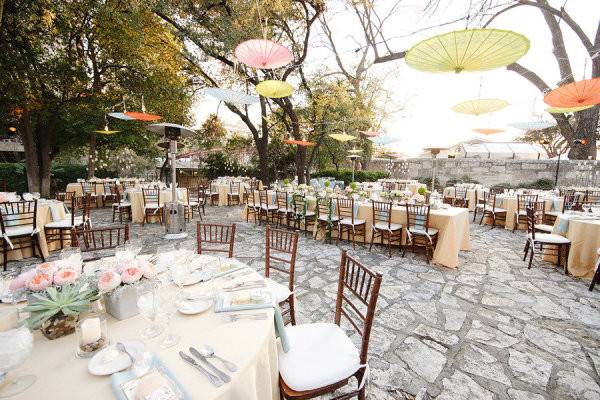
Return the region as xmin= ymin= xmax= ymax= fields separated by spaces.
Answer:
xmin=6 ymin=205 xmax=600 ymax=400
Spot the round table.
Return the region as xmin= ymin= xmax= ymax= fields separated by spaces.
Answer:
xmin=126 ymin=189 xmax=187 ymax=223
xmin=550 ymin=214 xmax=600 ymax=279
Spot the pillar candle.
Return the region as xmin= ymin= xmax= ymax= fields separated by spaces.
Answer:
xmin=80 ymin=317 xmax=102 ymax=345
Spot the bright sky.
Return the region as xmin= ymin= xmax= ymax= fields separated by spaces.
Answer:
xmin=191 ymin=0 xmax=599 ymax=157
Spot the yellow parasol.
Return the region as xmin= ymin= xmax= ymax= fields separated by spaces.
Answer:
xmin=452 ymin=98 xmax=509 ymax=115
xmin=545 ymin=105 xmax=594 ymax=114
xmin=472 ymin=128 xmax=505 ymax=135
xmin=405 ymin=29 xmax=530 ymax=73
xmin=329 ymin=131 xmax=356 ymax=142
xmin=256 ymin=80 xmax=293 ymax=98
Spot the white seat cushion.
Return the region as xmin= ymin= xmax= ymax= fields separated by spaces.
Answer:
xmin=278 ymin=323 xmax=360 ymax=391
xmin=187 ymin=201 xmax=199 ymax=207
xmin=374 ymin=221 xmax=402 ymax=231
xmin=529 ymin=233 xmax=570 ymax=244
xmin=278 ymin=208 xmax=293 ymax=213
xmin=318 ymin=215 xmax=340 ymax=222
xmin=535 ymin=224 xmax=553 ymax=233
xmin=5 ymin=225 xmax=35 ymax=237
xmin=144 ymin=203 xmax=161 ymax=209
xmin=409 ymin=227 xmax=439 ymax=236
xmin=484 ymin=206 xmax=507 ymax=213
xmin=112 ymin=201 xmax=131 ymax=208
xmin=545 ymin=210 xmax=560 ymax=217
xmin=265 ymin=278 xmax=291 ymax=303
xmin=304 ymin=211 xmax=315 ymax=217
xmin=261 ymin=205 xmax=278 ymax=211
xmin=339 ymin=218 xmax=365 ymax=226
xmin=45 ymin=216 xmax=83 ymax=229
xmin=475 ymin=203 xmax=485 ymax=209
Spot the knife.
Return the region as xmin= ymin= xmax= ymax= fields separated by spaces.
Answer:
xmin=189 ymin=347 xmax=231 ymax=383
xmin=179 ymin=351 xmax=224 ymax=387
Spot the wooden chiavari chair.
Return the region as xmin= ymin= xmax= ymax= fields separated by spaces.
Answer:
xmin=227 ymin=182 xmax=241 ymax=206
xmin=559 ymin=188 xmax=576 ymax=197
xmin=396 ymin=182 xmax=408 ymax=191
xmin=382 ymin=181 xmax=395 ymax=192
xmin=336 ymin=198 xmax=365 ymax=248
xmin=563 ymin=194 xmax=583 ymax=212
xmin=265 ymin=225 xmax=299 ymax=326
xmin=278 ymin=250 xmax=382 ymax=400
xmin=453 ymin=186 xmax=469 ymax=208
xmin=472 ymin=189 xmax=487 ymax=222
xmin=246 ymin=189 xmax=259 ymax=223
xmin=590 ymin=249 xmax=600 ymax=291
xmin=528 ymin=200 xmax=553 ymax=233
xmin=0 ymin=200 xmax=45 ymax=270
xmin=315 ymin=197 xmax=339 ymax=244
xmin=123 ymin=180 xmax=136 ymax=190
xmin=514 ymin=194 xmax=539 ymax=232
xmin=208 ymin=181 xmax=220 ymax=206
xmin=258 ymin=189 xmax=277 ymax=225
xmin=112 ymin=189 xmax=132 ymax=223
xmin=403 ymin=204 xmax=438 ymax=264
xmin=185 ymin=187 xmax=205 ymax=221
xmin=45 ymin=195 xmax=90 ymax=250
xmin=196 ymin=223 xmax=235 ymax=258
xmin=56 ymin=191 xmax=78 ymax=211
xmin=101 ymin=182 xmax=116 ymax=207
xmin=523 ymin=207 xmax=570 ymax=273
xmin=585 ymin=190 xmax=600 ymax=206
xmin=479 ymin=192 xmax=507 ymax=228
xmin=142 ymin=188 xmax=163 ymax=225
xmin=71 ymin=224 xmax=129 ymax=262
xmin=81 ymin=181 xmax=98 ymax=207
xmin=292 ymin=194 xmax=315 ymax=236
xmin=369 ymin=200 xmax=402 ymax=257
xmin=276 ymin=191 xmax=293 ymax=228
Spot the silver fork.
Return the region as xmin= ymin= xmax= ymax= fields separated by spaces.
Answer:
xmin=225 ymin=313 xmax=269 ymax=322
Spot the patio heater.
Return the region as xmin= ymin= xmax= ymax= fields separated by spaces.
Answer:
xmin=147 ymin=123 xmax=195 ymax=240
xmin=347 ymin=149 xmax=361 ymax=182
xmin=423 ymin=147 xmax=447 ymax=192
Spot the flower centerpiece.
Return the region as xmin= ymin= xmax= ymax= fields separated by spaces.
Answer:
xmin=8 ymin=258 xmax=83 ymax=302
xmin=23 ymin=284 xmax=98 ymax=340
xmin=99 ymin=258 xmax=157 ymax=320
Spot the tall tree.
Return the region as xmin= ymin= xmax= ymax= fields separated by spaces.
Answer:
xmin=352 ymin=0 xmax=600 ymax=159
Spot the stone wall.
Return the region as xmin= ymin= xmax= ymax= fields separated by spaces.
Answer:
xmin=368 ymin=158 xmax=600 ymax=187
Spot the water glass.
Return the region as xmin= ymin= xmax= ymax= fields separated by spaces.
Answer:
xmin=136 ymin=285 xmax=164 ymax=340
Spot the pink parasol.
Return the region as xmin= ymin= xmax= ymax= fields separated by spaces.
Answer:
xmin=360 ymin=127 xmax=381 ymax=137
xmin=234 ymin=39 xmax=293 ymax=69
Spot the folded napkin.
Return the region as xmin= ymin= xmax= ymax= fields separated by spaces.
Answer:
xmin=214 ymin=290 xmax=290 ymax=352
xmin=555 ymin=213 xmax=599 ymax=235
xmin=110 ymin=354 xmax=191 ymax=400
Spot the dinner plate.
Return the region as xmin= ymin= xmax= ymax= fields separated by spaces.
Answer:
xmin=183 ymin=269 xmax=209 ymax=286
xmin=88 ymin=341 xmax=144 ymax=376
xmin=177 ymin=299 xmax=212 ymax=315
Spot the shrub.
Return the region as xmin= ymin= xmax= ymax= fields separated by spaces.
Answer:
xmin=0 ymin=163 xmax=27 ymax=193
xmin=446 ymin=176 xmax=479 ymax=186
xmin=521 ymin=178 xmax=555 ymax=190
xmin=201 ymin=152 xmax=249 ymax=180
xmin=311 ymin=169 xmax=389 ymax=184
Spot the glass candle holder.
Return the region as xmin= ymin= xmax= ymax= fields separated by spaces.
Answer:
xmin=76 ymin=302 xmax=108 ymax=358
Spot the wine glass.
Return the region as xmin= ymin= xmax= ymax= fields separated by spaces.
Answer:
xmin=157 ymin=292 xmax=180 ymax=348
xmin=0 ymin=322 xmax=35 ymax=398
xmin=136 ymin=284 xmax=165 ymax=339
xmin=582 ymin=203 xmax=591 ymax=213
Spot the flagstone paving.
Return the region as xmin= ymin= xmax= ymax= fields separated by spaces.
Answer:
xmin=6 ymin=205 xmax=600 ymax=399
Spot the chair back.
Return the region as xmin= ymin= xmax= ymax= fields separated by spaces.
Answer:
xmin=210 ymin=182 xmax=218 ymax=194
xmin=123 ymin=181 xmax=136 ymax=190
xmin=336 ymin=198 xmax=355 ymax=223
xmin=56 ymin=191 xmax=77 ymax=210
xmin=335 ymin=251 xmax=382 ymax=364
xmin=563 ymin=194 xmax=582 ymax=212
xmin=292 ymin=194 xmax=306 ymax=217
xmin=248 ymin=189 xmax=258 ymax=208
xmin=0 ymin=200 xmax=37 ymax=234
xmin=71 ymin=225 xmax=129 ymax=257
xmin=517 ymin=194 xmax=538 ymax=212
xmin=586 ymin=190 xmax=600 ymax=206
xmin=250 ymin=179 xmax=261 ymax=190
xmin=103 ymin=182 xmax=113 ymax=193
xmin=276 ymin=191 xmax=289 ymax=210
xmin=81 ymin=182 xmax=96 ymax=195
xmin=405 ymin=204 xmax=431 ymax=233
xmin=382 ymin=181 xmax=395 ymax=192
xmin=142 ymin=188 xmax=160 ymax=206
xmin=483 ymin=191 xmax=498 ymax=211
xmin=490 ymin=186 xmax=505 ymax=195
xmin=258 ymin=190 xmax=271 ymax=209
xmin=559 ymin=188 xmax=576 ymax=197
xmin=316 ymin=197 xmax=333 ymax=220
xmin=371 ymin=200 xmax=392 ymax=228
xmin=265 ymin=225 xmax=298 ymax=292
xmin=526 ymin=206 xmax=537 ymax=239
xmin=196 ymin=223 xmax=236 ymax=257
xmin=530 ymin=201 xmax=545 ymax=225
xmin=397 ymin=182 xmax=408 ymax=191
xmin=455 ymin=186 xmax=468 ymax=199
xmin=229 ymin=182 xmax=240 ymax=195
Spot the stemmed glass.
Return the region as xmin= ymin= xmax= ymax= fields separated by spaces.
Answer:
xmin=157 ymin=292 xmax=180 ymax=348
xmin=136 ymin=283 xmax=165 ymax=339
xmin=582 ymin=203 xmax=591 ymax=213
xmin=0 ymin=321 xmax=35 ymax=398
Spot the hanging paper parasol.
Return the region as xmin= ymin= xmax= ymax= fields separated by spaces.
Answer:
xmin=256 ymin=80 xmax=293 ymax=98
xmin=124 ymin=111 xmax=161 ymax=122
xmin=146 ymin=123 xmax=195 ymax=137
xmin=284 ymin=138 xmax=315 ymax=147
xmin=347 ymin=148 xmax=363 ymax=153
xmin=329 ymin=132 xmax=356 ymax=142
xmin=545 ymin=105 xmax=594 ymax=114
xmin=510 ymin=120 xmax=556 ymax=130
xmin=94 ymin=123 xmax=120 ymax=135
xmin=235 ymin=39 xmax=293 ymax=69
xmin=452 ymin=99 xmax=509 ymax=115
xmin=205 ymin=88 xmax=259 ymax=106
xmin=472 ymin=128 xmax=505 ymax=135
xmin=544 ymin=78 xmax=600 ymax=108
xmin=359 ymin=127 xmax=381 ymax=137
xmin=405 ymin=29 xmax=530 ymax=73
xmin=108 ymin=112 xmax=135 ymax=121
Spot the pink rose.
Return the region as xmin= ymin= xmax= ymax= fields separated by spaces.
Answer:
xmin=27 ymin=273 xmax=53 ymax=292
xmin=137 ymin=260 xmax=157 ymax=279
xmin=98 ymin=270 xmax=121 ymax=292
xmin=9 ymin=269 xmax=37 ymax=292
xmin=115 ymin=260 xmax=136 ymax=274
xmin=121 ymin=267 xmax=142 ymax=284
xmin=37 ymin=262 xmax=58 ymax=276
xmin=53 ymin=268 xmax=79 ymax=286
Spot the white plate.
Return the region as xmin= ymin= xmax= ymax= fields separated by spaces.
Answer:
xmin=178 ymin=299 xmax=212 ymax=315
xmin=183 ymin=269 xmax=209 ymax=286
xmin=88 ymin=341 xmax=144 ymax=376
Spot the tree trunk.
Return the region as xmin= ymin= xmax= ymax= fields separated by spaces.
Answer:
xmin=20 ymin=105 xmax=41 ymax=193
xmin=257 ymin=98 xmax=270 ymax=185
xmin=568 ymin=106 xmax=599 ymax=160
xmin=88 ymin=132 xmax=96 ymax=179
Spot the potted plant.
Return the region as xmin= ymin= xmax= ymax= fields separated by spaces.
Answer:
xmin=24 ymin=284 xmax=98 ymax=340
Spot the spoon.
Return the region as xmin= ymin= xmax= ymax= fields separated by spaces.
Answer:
xmin=198 ymin=345 xmax=238 ymax=372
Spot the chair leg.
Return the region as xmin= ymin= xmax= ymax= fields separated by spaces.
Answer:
xmin=523 ymin=240 xmax=530 ymax=261
xmin=34 ymin=236 xmax=45 ymax=262
xmin=3 ymin=242 xmax=7 ymax=271
xmin=112 ymin=207 xmax=116 ymax=222
xmin=528 ymin=245 xmax=535 ymax=269
xmin=479 ymin=211 xmax=486 ymax=225
xmin=590 ymin=265 xmax=600 ymax=291
xmin=369 ymin=231 xmax=375 ymax=252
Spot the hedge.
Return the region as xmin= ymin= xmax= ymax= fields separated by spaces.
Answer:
xmin=311 ymin=169 xmax=389 ymax=184
xmin=0 ymin=162 xmax=117 ymax=194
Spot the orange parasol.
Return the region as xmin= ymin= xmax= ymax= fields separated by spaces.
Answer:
xmin=124 ymin=111 xmax=161 ymax=122
xmin=472 ymin=128 xmax=505 ymax=135
xmin=284 ymin=138 xmax=315 ymax=147
xmin=543 ymin=78 xmax=600 ymax=108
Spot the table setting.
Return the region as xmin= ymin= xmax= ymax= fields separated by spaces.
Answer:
xmin=0 ymin=246 xmax=287 ymax=400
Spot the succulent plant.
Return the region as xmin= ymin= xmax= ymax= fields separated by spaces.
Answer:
xmin=350 ymin=182 xmax=357 ymax=190
xmin=24 ymin=284 xmax=99 ymax=329
xmin=324 ymin=180 xmax=331 ymax=188
xmin=418 ymin=186 xmax=427 ymax=196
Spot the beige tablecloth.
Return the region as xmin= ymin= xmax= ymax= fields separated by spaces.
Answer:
xmin=126 ymin=189 xmax=187 ymax=223
xmin=548 ymin=215 xmax=600 ymax=279
xmin=483 ymin=197 xmax=563 ymax=230
xmin=7 ymin=262 xmax=279 ymax=400
xmin=5 ymin=201 xmax=66 ymax=262
xmin=443 ymin=187 xmax=486 ymax=212
xmin=213 ymin=182 xmax=262 ymax=206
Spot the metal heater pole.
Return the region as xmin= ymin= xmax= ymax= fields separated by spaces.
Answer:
xmin=431 ymin=154 xmax=437 ymax=192
xmin=170 ymin=139 xmax=177 ymax=201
